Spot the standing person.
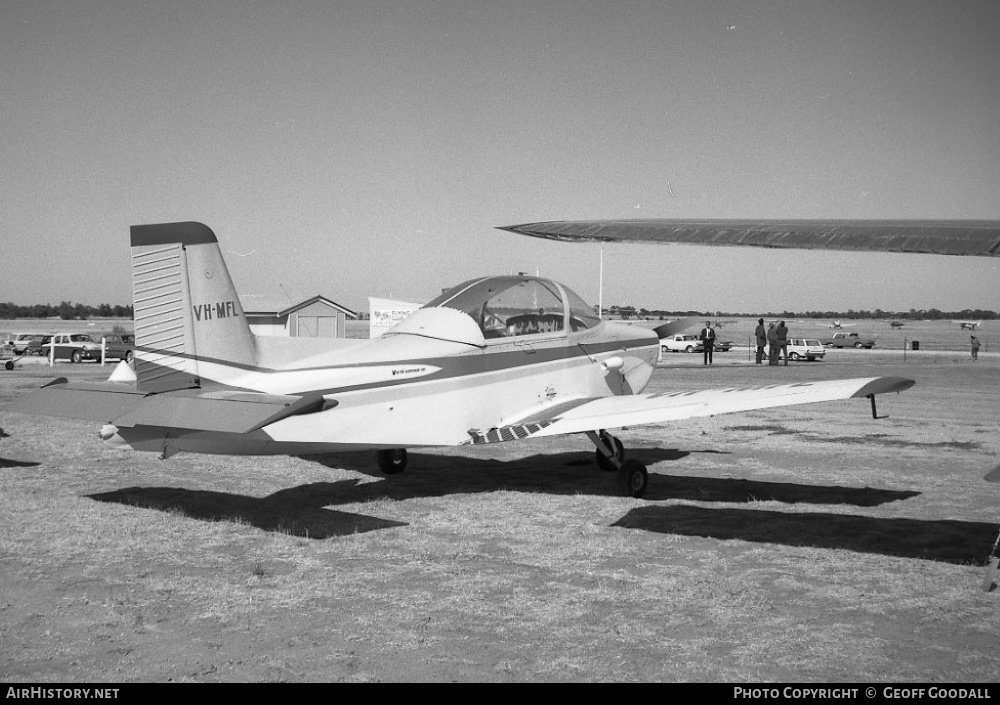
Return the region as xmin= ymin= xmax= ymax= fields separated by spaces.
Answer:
xmin=776 ymin=320 xmax=789 ymax=366
xmin=700 ymin=321 xmax=716 ymax=365
xmin=766 ymin=322 xmax=778 ymax=365
xmin=754 ymin=318 xmax=766 ymax=364
xmin=971 ymin=335 xmax=980 ymax=361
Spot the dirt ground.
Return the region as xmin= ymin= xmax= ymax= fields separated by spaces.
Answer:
xmin=1 ymin=349 xmax=999 ymax=682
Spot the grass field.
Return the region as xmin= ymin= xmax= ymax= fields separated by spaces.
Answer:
xmin=1 ymin=351 xmax=999 ymax=682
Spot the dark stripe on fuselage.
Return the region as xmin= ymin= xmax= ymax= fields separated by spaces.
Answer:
xmin=135 ymin=335 xmax=658 ymax=397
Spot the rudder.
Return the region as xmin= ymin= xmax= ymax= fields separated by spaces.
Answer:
xmin=130 ymin=222 xmax=257 ymax=392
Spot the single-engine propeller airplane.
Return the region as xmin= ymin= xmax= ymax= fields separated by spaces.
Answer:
xmin=955 ymin=319 xmax=983 ymax=330
xmin=12 ymin=219 xmax=1000 ymax=497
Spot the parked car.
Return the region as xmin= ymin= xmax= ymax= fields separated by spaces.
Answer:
xmin=47 ymin=333 xmax=105 ymax=363
xmin=819 ymin=332 xmax=876 ymax=348
xmin=102 ymin=334 xmax=135 ymax=362
xmin=713 ymin=340 xmax=733 ymax=352
xmin=24 ymin=335 xmax=52 ymax=356
xmin=766 ymin=338 xmax=826 ymax=361
xmin=660 ymin=334 xmax=703 ymax=353
xmin=9 ymin=333 xmax=41 ymax=355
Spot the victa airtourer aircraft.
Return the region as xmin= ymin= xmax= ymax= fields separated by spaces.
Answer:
xmin=13 ymin=219 xmax=999 ymax=497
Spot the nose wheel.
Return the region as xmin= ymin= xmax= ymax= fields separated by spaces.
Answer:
xmin=587 ymin=430 xmax=648 ymax=498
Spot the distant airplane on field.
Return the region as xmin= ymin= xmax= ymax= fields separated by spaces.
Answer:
xmin=954 ymin=319 xmax=983 ymax=330
xmin=890 ymin=321 xmax=905 ymax=328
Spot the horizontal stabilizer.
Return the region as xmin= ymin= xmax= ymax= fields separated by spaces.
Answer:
xmin=10 ymin=378 xmax=148 ymax=422
xmin=112 ymin=389 xmax=330 ymax=433
xmin=11 ymin=379 xmax=331 ymax=434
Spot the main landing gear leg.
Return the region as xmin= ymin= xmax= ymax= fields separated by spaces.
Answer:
xmin=586 ymin=430 xmax=648 ymax=498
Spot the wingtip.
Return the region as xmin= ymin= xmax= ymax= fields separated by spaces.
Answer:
xmin=852 ymin=376 xmax=916 ymax=398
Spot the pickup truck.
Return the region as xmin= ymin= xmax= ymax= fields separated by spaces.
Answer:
xmin=820 ymin=332 xmax=876 ymax=349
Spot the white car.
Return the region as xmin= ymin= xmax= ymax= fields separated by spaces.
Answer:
xmin=767 ymin=338 xmax=826 ymax=361
xmin=660 ymin=334 xmax=703 ymax=353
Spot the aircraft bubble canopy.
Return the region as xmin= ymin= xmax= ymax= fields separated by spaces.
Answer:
xmin=425 ymin=275 xmax=601 ymax=341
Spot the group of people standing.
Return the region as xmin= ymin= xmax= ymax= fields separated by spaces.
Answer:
xmin=755 ymin=318 xmax=789 ymax=365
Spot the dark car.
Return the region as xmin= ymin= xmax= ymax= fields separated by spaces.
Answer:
xmin=24 ymin=335 xmax=52 ymax=356
xmin=102 ymin=334 xmax=135 ymax=362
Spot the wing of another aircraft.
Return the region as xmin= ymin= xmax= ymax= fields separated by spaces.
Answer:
xmin=467 ymin=376 xmax=913 ymax=444
xmin=498 ymin=219 xmax=1000 ymax=257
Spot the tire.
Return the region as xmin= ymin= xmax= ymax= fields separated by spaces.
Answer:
xmin=377 ymin=448 xmax=407 ymax=474
xmin=685 ymin=345 xmax=693 ymax=353
xmin=125 ymin=350 xmax=134 ymax=363
xmin=789 ymin=352 xmax=800 ymax=361
xmin=616 ymin=459 xmax=648 ymax=498
xmin=595 ymin=435 xmax=625 ymax=472
xmin=854 ymin=342 xmax=863 ymax=348
xmin=70 ymin=349 xmax=82 ymax=363
xmin=4 ymin=360 xmax=13 ymax=371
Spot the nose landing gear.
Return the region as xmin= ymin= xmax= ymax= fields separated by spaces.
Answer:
xmin=587 ymin=430 xmax=648 ymax=498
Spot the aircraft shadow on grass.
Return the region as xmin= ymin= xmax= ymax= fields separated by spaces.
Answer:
xmin=0 ymin=457 xmax=41 ymax=469
xmin=87 ymin=447 xmax=920 ymax=540
xmin=613 ymin=505 xmax=999 ymax=566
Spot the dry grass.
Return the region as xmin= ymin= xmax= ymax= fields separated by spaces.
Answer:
xmin=1 ymin=354 xmax=999 ymax=682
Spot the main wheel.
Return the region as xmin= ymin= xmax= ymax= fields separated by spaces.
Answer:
xmin=616 ymin=459 xmax=648 ymax=498
xmin=377 ymin=448 xmax=408 ymax=474
xmin=595 ymin=434 xmax=625 ymax=472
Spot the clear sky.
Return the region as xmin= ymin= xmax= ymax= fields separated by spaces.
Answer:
xmin=2 ymin=0 xmax=998 ymax=314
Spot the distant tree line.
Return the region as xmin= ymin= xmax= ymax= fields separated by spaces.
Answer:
xmin=604 ymin=304 xmax=998 ymax=321
xmin=0 ymin=302 xmax=134 ymax=320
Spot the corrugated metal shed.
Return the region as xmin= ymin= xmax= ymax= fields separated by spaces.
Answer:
xmin=240 ymin=294 xmax=358 ymax=338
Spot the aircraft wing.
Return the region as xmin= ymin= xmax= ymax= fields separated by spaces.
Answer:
xmin=11 ymin=379 xmax=328 ymax=434
xmin=466 ymin=376 xmax=913 ymax=444
xmin=497 ymin=219 xmax=1000 ymax=257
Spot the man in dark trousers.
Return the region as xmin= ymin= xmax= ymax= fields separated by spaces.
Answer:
xmin=776 ymin=320 xmax=789 ymax=366
xmin=754 ymin=318 xmax=766 ymax=364
xmin=700 ymin=320 xmax=716 ymax=365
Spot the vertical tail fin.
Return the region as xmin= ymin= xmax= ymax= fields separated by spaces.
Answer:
xmin=130 ymin=222 xmax=256 ymax=392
